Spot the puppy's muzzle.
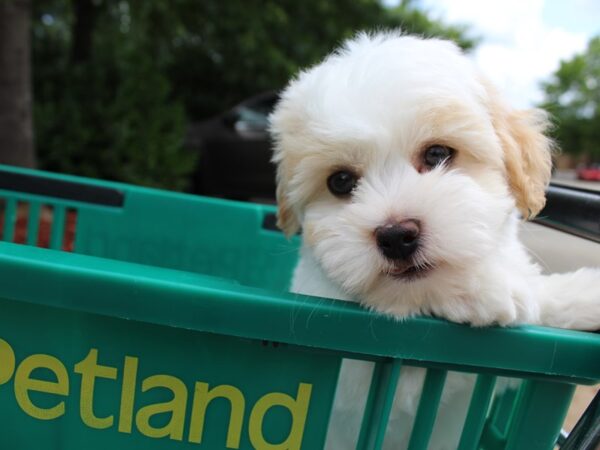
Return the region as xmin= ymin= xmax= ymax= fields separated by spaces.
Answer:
xmin=375 ymin=220 xmax=421 ymax=261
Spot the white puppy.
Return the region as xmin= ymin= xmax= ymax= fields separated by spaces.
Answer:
xmin=269 ymin=32 xmax=600 ymax=449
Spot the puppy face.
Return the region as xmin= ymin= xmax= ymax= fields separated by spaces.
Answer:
xmin=270 ymin=33 xmax=552 ymax=316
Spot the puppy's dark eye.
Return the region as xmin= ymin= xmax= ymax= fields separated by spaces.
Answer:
xmin=423 ymin=145 xmax=455 ymax=169
xmin=327 ymin=170 xmax=358 ymax=197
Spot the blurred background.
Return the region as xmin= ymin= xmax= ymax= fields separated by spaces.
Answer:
xmin=1 ymin=0 xmax=598 ymax=200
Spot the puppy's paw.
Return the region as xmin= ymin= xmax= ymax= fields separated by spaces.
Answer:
xmin=431 ymin=277 xmax=520 ymax=327
xmin=538 ymin=267 xmax=600 ymax=330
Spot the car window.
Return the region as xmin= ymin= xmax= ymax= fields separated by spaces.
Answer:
xmin=233 ymin=95 xmax=278 ymax=133
xmin=524 ymin=182 xmax=600 ymax=272
xmin=235 ymin=106 xmax=270 ymax=132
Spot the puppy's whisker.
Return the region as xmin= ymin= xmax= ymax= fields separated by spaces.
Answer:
xmin=522 ymin=243 xmax=551 ymax=272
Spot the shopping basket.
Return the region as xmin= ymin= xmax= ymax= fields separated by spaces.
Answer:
xmin=0 ymin=164 xmax=598 ymax=450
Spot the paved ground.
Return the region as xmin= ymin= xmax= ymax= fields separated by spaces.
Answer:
xmin=564 ymin=385 xmax=599 ymax=432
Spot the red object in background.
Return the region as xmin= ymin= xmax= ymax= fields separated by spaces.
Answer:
xmin=2 ymin=205 xmax=76 ymax=251
xmin=577 ymin=166 xmax=600 ymax=181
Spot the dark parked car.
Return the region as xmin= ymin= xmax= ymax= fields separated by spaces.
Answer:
xmin=187 ymin=91 xmax=279 ymax=201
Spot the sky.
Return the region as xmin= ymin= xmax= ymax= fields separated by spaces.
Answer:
xmin=385 ymin=0 xmax=600 ymax=108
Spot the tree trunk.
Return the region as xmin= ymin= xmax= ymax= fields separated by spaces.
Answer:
xmin=0 ymin=0 xmax=35 ymax=168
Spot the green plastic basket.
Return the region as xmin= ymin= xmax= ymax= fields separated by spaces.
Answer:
xmin=0 ymin=164 xmax=598 ymax=450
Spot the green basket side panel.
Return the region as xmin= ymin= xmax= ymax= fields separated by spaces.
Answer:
xmin=479 ymin=381 xmax=575 ymax=450
xmin=1 ymin=165 xmax=600 ymax=450
xmin=504 ymin=380 xmax=575 ymax=449
xmin=72 ymin=192 xmax=300 ymax=292
xmin=0 ymin=167 xmax=300 ymax=292
xmin=0 ymin=297 xmax=340 ymax=450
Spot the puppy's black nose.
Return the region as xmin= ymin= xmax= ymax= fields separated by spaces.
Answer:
xmin=375 ymin=220 xmax=420 ymax=261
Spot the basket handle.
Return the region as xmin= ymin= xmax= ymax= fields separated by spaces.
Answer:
xmin=559 ymin=391 xmax=600 ymax=450
xmin=0 ymin=168 xmax=124 ymax=207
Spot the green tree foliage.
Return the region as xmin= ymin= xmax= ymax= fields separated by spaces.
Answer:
xmin=32 ymin=0 xmax=475 ymax=189
xmin=33 ymin=0 xmax=192 ymax=190
xmin=166 ymin=0 xmax=476 ymax=118
xmin=541 ymin=36 xmax=600 ymax=162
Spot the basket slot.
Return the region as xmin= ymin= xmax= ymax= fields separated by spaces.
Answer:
xmin=0 ymin=168 xmax=124 ymax=207
xmin=478 ymin=381 xmax=521 ymax=448
xmin=407 ymin=368 xmax=448 ymax=450
xmin=34 ymin=204 xmax=53 ymax=248
xmin=63 ymin=208 xmax=77 ymax=252
xmin=356 ymin=359 xmax=403 ymax=450
xmin=2 ymin=197 xmax=17 ymax=242
xmin=457 ymin=374 xmax=497 ymax=450
xmin=13 ymin=201 xmax=29 ymax=244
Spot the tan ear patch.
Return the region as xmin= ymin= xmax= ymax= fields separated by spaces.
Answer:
xmin=498 ymin=109 xmax=553 ymax=218
xmin=276 ymin=192 xmax=300 ymax=237
xmin=486 ymin=82 xmax=554 ymax=219
xmin=274 ymin=162 xmax=301 ymax=237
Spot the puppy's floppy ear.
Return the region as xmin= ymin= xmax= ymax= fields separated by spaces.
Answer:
xmin=275 ymin=161 xmax=301 ymax=237
xmin=489 ymin=92 xmax=554 ymax=219
xmin=270 ymin=96 xmax=303 ymax=237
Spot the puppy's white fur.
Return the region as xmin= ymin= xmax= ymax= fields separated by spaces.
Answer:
xmin=270 ymin=32 xmax=600 ymax=449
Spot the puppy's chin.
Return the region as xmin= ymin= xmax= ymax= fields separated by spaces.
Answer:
xmin=384 ymin=260 xmax=437 ymax=281
xmin=303 ymin=167 xmax=514 ymax=316
xmin=361 ymin=263 xmax=469 ymax=317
